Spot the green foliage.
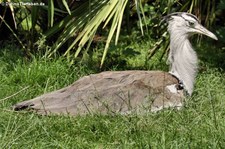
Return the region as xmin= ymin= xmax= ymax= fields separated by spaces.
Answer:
xmin=1 ymin=0 xmax=224 ymax=67
xmin=45 ymin=0 xmax=131 ymax=67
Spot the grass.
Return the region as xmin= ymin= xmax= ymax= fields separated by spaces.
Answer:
xmin=0 ymin=41 xmax=225 ymax=148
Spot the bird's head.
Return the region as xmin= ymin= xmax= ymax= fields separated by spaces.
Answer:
xmin=164 ymin=12 xmax=218 ymax=40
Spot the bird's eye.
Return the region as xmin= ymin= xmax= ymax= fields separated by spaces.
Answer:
xmin=188 ymin=21 xmax=195 ymax=27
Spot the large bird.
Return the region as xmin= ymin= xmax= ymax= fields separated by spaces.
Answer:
xmin=166 ymin=12 xmax=217 ymax=95
xmin=13 ymin=12 xmax=218 ymax=116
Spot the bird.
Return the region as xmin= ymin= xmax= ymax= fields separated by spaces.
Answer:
xmin=165 ymin=12 xmax=218 ymax=95
xmin=12 ymin=12 xmax=218 ymax=116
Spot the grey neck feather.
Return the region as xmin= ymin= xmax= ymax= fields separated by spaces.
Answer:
xmin=167 ymin=28 xmax=198 ymax=95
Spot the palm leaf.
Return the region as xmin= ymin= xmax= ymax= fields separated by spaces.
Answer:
xmin=62 ymin=0 xmax=71 ymax=15
xmin=46 ymin=0 xmax=138 ymax=67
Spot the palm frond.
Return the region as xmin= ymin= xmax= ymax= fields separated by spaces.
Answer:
xmin=46 ymin=0 xmax=142 ymax=66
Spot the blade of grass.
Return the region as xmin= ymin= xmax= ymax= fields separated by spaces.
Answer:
xmin=48 ymin=0 xmax=54 ymax=28
xmin=31 ymin=5 xmax=39 ymax=30
xmin=115 ymin=0 xmax=128 ymax=44
xmin=135 ymin=0 xmax=144 ymax=36
xmin=62 ymin=0 xmax=71 ymax=15
xmin=8 ymin=1 xmax=17 ymax=29
xmin=138 ymin=0 xmax=148 ymax=33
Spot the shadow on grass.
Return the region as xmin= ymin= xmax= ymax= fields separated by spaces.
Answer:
xmin=195 ymin=37 xmax=225 ymax=72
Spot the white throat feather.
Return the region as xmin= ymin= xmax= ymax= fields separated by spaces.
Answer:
xmin=167 ymin=26 xmax=198 ymax=95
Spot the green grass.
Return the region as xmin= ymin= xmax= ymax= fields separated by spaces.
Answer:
xmin=0 ymin=42 xmax=225 ymax=148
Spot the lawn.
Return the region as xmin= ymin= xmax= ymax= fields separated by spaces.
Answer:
xmin=0 ymin=41 xmax=225 ymax=148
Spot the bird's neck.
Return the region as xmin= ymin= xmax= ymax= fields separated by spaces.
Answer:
xmin=169 ymin=33 xmax=198 ymax=95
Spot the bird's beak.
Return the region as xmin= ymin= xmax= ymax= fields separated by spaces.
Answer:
xmin=194 ymin=24 xmax=218 ymax=40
